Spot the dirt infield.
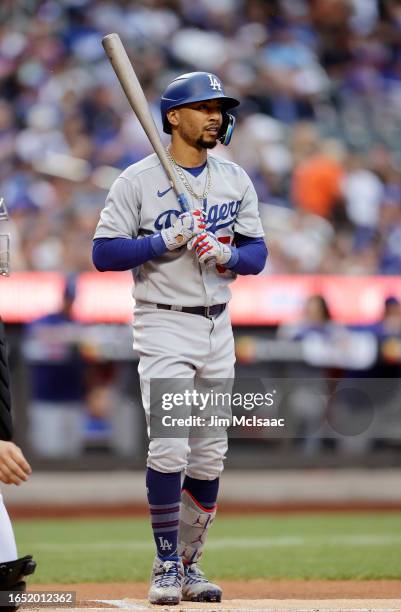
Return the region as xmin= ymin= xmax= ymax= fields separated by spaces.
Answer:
xmin=23 ymin=580 xmax=401 ymax=610
xmin=22 ymin=603 xmax=401 ymax=612
xmin=34 ymin=580 xmax=401 ymax=599
xmin=25 ymin=600 xmax=401 ymax=611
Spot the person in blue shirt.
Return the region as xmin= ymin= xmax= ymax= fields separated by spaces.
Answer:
xmin=24 ymin=276 xmax=86 ymax=458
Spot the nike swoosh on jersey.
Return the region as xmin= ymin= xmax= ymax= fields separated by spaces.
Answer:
xmin=157 ymin=186 xmax=173 ymax=197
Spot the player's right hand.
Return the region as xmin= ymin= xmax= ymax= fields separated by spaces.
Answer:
xmin=0 ymin=441 xmax=32 ymax=486
xmin=161 ymin=209 xmax=206 ymax=251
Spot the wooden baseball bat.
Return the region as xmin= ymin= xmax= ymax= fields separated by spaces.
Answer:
xmin=102 ymin=34 xmax=216 ymax=267
xmin=101 ymin=33 xmax=189 ymax=212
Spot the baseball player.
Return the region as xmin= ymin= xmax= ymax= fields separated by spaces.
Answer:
xmin=93 ymin=71 xmax=267 ymax=605
xmin=0 ymin=318 xmax=36 ymax=612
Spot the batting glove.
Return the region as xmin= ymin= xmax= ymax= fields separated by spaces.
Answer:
xmin=161 ymin=209 xmax=206 ymax=251
xmin=187 ymin=232 xmax=237 ymax=266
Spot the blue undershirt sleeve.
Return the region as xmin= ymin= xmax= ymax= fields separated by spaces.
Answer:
xmin=93 ymin=233 xmax=267 ymax=275
xmin=92 ymin=234 xmax=167 ymax=272
xmin=225 ymin=234 xmax=267 ymax=275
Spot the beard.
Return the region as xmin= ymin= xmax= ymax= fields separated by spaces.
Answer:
xmin=180 ymin=126 xmax=219 ymax=149
xmin=196 ymin=134 xmax=218 ymax=149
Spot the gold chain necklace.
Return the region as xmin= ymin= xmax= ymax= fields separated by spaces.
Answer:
xmin=166 ymin=148 xmax=211 ymax=202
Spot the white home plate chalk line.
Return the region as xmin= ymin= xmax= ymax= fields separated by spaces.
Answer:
xmin=96 ymin=602 xmax=401 ymax=612
xmin=95 ymin=600 xmax=401 ymax=612
xmin=22 ymin=604 xmax=401 ymax=612
xmin=96 ymin=602 xmax=147 ymax=610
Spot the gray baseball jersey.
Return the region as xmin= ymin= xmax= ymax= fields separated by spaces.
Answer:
xmin=94 ymin=152 xmax=264 ymax=306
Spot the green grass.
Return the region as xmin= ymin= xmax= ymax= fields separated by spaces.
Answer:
xmin=14 ymin=513 xmax=401 ymax=583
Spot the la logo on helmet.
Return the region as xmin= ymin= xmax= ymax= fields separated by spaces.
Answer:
xmin=208 ymin=74 xmax=222 ymax=91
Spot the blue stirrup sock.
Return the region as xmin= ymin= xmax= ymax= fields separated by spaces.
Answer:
xmin=146 ymin=467 xmax=181 ymax=562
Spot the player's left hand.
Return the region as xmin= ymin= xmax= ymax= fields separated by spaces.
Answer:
xmin=0 ymin=441 xmax=32 ymax=486
xmin=188 ymin=232 xmax=233 ymax=266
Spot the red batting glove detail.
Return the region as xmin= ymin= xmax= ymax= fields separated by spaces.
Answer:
xmin=195 ymin=238 xmax=210 ymax=252
xmin=192 ymin=233 xmax=208 ymax=249
xmin=197 ymin=245 xmax=213 ymax=257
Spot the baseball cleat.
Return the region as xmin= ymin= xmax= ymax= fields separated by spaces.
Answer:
xmin=181 ymin=563 xmax=222 ymax=602
xmin=148 ymin=557 xmax=184 ymax=605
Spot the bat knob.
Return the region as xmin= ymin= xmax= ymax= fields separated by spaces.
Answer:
xmin=204 ymin=256 xmax=217 ymax=268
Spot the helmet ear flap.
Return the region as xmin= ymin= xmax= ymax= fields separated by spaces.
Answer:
xmin=218 ymin=113 xmax=236 ymax=145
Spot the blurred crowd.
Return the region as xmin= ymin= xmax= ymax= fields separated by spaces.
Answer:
xmin=1 ymin=0 xmax=401 ymax=275
xmin=18 ymin=278 xmax=401 ymax=458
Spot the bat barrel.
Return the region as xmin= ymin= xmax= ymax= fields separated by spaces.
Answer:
xmin=102 ymin=33 xmax=188 ymax=210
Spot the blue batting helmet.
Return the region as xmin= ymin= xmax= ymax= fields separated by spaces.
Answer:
xmin=160 ymin=72 xmax=239 ymax=145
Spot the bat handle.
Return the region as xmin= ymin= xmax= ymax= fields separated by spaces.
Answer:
xmin=175 ymin=192 xmax=217 ymax=267
xmin=177 ymin=192 xmax=190 ymax=213
xmin=204 ymin=256 xmax=217 ymax=268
